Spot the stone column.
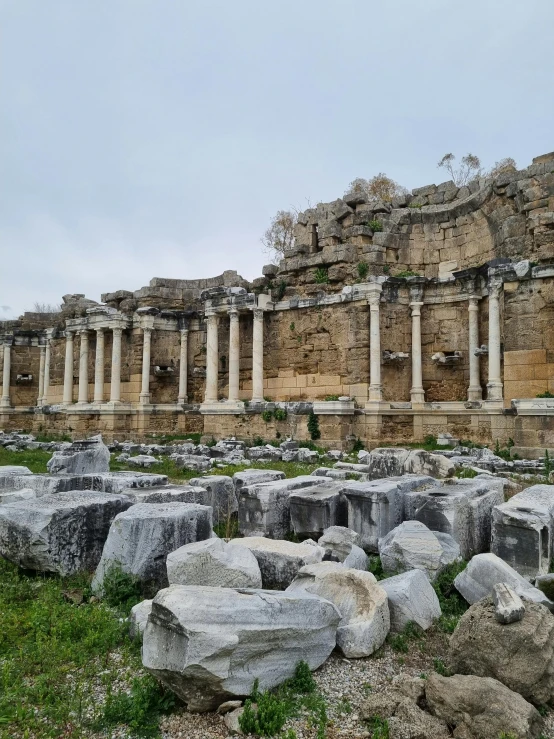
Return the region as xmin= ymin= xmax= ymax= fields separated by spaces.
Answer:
xmin=43 ymin=338 xmax=51 ymax=405
xmin=467 ymin=296 xmax=482 ymax=401
xmin=487 ymin=279 xmax=503 ymax=401
xmin=410 ymin=299 xmax=425 ymax=405
xmin=204 ymin=312 xmax=219 ymax=403
xmin=93 ymin=329 xmax=105 ymax=403
xmin=177 ymin=328 xmax=189 ymax=404
xmin=77 ymin=330 xmax=89 ymax=404
xmin=251 ymin=308 xmax=264 ymax=402
xmin=228 ymin=309 xmax=240 ymax=403
xmin=62 ymin=331 xmax=74 ymax=404
xmin=37 ymin=345 xmax=46 ymax=406
xmin=110 ymin=327 xmax=123 ymax=404
xmin=139 ymin=327 xmax=152 ymax=405
xmin=367 ymin=286 xmax=383 ymax=403
xmin=0 ymin=343 xmax=11 ymax=408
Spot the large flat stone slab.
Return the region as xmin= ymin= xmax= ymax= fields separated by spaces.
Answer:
xmin=167 ymin=537 xmax=262 ymax=589
xmin=0 ymin=491 xmax=132 ymax=575
xmin=232 ymin=536 xmax=325 ymax=589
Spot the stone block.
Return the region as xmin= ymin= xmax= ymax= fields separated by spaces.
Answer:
xmin=167 ymin=537 xmax=262 ymax=589
xmin=379 ymin=521 xmax=460 ymax=581
xmin=0 ymin=492 xmax=132 ymax=575
xmin=232 ymin=469 xmax=285 ymax=492
xmin=92 ymin=502 xmax=213 ymax=594
xmin=289 ymin=483 xmax=347 ymax=539
xmin=342 ymin=475 xmax=436 ymax=551
xmin=492 ymin=582 xmax=525 ymax=624
xmin=380 ymin=569 xmax=442 ymax=632
xmin=231 ymin=537 xmax=325 ymax=589
xmin=188 ymin=475 xmax=238 ymax=525
xmin=491 ymin=485 xmax=554 ymax=578
xmin=403 ymin=476 xmax=505 ymax=559
xmin=47 ymin=434 xmax=110 ymax=474
xmin=238 ymin=475 xmax=324 ymax=539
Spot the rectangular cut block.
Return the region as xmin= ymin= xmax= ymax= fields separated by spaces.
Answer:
xmin=404 ymin=476 xmax=505 ymax=559
xmin=492 ymin=485 xmax=554 ymax=578
xmin=0 ymin=491 xmax=132 ymax=575
xmin=342 ymin=475 xmax=437 ymax=552
xmin=289 ymin=483 xmax=348 ymax=539
xmin=0 ymin=471 xmax=168 ymax=496
xmin=238 ymin=476 xmax=329 ymax=539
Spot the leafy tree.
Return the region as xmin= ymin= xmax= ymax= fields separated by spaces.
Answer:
xmin=437 ymin=152 xmax=483 ymax=186
xmin=261 ymin=209 xmax=297 ymax=264
xmin=345 ymin=173 xmax=407 ymax=202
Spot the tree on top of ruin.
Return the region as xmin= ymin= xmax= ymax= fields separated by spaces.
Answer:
xmin=438 ymin=153 xmax=518 ymax=186
xmin=437 ymin=153 xmax=483 ymax=186
xmin=488 ymin=157 xmax=518 ymax=178
xmin=261 ymin=209 xmax=297 ymax=264
xmin=344 ymin=173 xmax=408 ymax=202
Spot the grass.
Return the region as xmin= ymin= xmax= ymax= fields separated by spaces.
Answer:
xmin=0 ymin=446 xmax=52 ymax=472
xmin=0 ymin=558 xmax=175 ymax=739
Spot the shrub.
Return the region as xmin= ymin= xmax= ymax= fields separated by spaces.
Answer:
xmin=368 ymin=219 xmax=383 ymax=232
xmin=252 ymin=436 xmax=265 ymax=446
xmin=395 ymin=270 xmax=420 ymax=278
xmin=367 ymin=716 xmax=390 ymax=738
xmin=455 ymin=467 xmax=478 ymax=479
xmin=357 ymin=261 xmax=369 ymax=279
xmin=314 ymin=267 xmax=329 ymax=284
xmin=101 ymin=563 xmax=143 ymax=612
xmin=324 ymin=394 xmax=340 ymax=401
xmin=307 ymin=412 xmax=321 ymax=441
xmin=261 ymin=410 xmax=273 ymax=423
xmin=536 ymin=391 xmax=554 ymax=398
xmin=367 ymin=555 xmax=385 ymax=580
xmin=273 ymin=408 xmax=287 ymax=422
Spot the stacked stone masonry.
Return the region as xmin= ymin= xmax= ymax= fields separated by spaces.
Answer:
xmin=2 ymin=153 xmax=554 ymax=452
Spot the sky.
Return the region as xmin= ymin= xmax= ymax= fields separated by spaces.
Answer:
xmin=1 ymin=0 xmax=553 ymax=319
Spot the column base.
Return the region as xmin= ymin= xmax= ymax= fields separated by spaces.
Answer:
xmin=139 ymin=393 xmax=151 ymax=405
xmin=410 ymin=389 xmax=425 ymax=405
xmin=0 ymin=399 xmax=12 ymax=409
xmin=467 ymin=386 xmax=483 ymax=402
xmin=177 ymin=396 xmax=188 ymax=405
xmin=486 ymin=382 xmax=503 ymax=402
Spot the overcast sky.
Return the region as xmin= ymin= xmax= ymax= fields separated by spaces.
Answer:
xmin=1 ymin=0 xmax=553 ymax=319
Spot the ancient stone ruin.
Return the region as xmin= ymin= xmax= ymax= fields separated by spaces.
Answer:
xmin=0 ymin=150 xmax=553 ymax=456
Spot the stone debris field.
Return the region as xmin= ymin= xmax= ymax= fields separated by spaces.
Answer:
xmin=2 ymin=430 xmax=554 ymax=738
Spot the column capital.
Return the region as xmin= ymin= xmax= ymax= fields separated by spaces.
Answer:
xmin=78 ymin=328 xmax=89 ymax=337
xmin=142 ymin=325 xmax=153 ymax=335
xmin=180 ymin=327 xmax=189 ymax=336
xmin=410 ymin=301 xmax=423 ymax=316
xmin=95 ymin=326 xmax=105 ymax=334
xmin=488 ymin=278 xmax=503 ymax=299
xmin=112 ymin=326 xmax=123 ymax=337
xmin=468 ymin=295 xmax=480 ymax=310
xmin=367 ymin=291 xmax=381 ymax=309
xmin=64 ymin=330 xmax=74 ymax=340
xmin=253 ymin=308 xmax=264 ymax=321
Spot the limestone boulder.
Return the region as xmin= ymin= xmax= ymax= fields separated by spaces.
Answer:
xmin=92 ymin=502 xmax=213 ymax=594
xmin=403 ymin=449 xmax=455 ymax=478
xmin=166 ymin=537 xmax=262 ymax=589
xmin=454 ymin=552 xmax=553 ymax=609
xmin=123 ymin=484 xmax=210 ymax=504
xmin=188 ymin=475 xmax=238 ymax=524
xmin=380 ymin=569 xmax=442 ymax=632
xmin=426 ymin=672 xmax=544 ymax=739
xmin=0 ymin=491 xmax=132 ymax=575
xmin=142 ymin=585 xmax=341 ymax=711
xmin=0 ymin=465 xmax=32 ymax=477
xmin=171 ymin=454 xmax=212 ymax=472
xmin=232 ymin=537 xmax=325 ymax=589
xmin=360 ymin=693 xmax=450 ymax=738
xmin=286 ymin=562 xmax=390 ymax=658
xmin=449 ymin=597 xmax=554 ymax=706
xmin=129 ymin=599 xmax=153 ymax=640
xmin=0 ymin=488 xmax=36 ymax=504
xmin=317 ymin=526 xmax=368 ymax=570
xmin=47 ymin=434 xmax=110 ymax=474
xmin=378 ymin=521 xmax=460 ymax=581
xmin=125 ymin=455 xmax=158 ymax=468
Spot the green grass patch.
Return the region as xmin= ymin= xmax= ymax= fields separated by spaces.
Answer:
xmin=0 ymin=558 xmax=174 ymax=738
xmin=0 ymin=446 xmax=51 ymax=473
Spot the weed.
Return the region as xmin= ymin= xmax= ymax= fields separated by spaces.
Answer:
xmin=537 ymin=391 xmax=554 ymax=398
xmin=276 ymin=280 xmax=288 ymax=301
xmin=98 ymin=675 xmax=176 ymax=737
xmin=357 ymin=261 xmax=369 ymax=279
xmin=274 ymin=408 xmax=287 ymax=422
xmin=455 ymin=467 xmax=478 ymax=479
xmin=382 ymin=264 xmax=390 ymax=274
xmin=367 ymin=555 xmax=385 ymax=580
xmin=213 ymin=515 xmax=240 ymax=540
xmin=366 ymin=716 xmax=390 ymax=738
xmin=307 ymin=412 xmax=321 ymax=441
xmin=544 ymin=449 xmax=552 ymax=478
xmin=289 ymin=322 xmax=295 ymax=332
xmin=395 ymin=270 xmax=420 ymax=278
xmin=324 ymin=394 xmax=340 ymax=401
xmin=101 ymin=563 xmax=143 ymax=612
xmin=387 ymin=621 xmax=424 ymax=653
xmin=314 ymin=267 xmax=329 ymax=284
xmin=261 ymin=410 xmax=273 ymax=423
xmin=253 ymin=436 xmax=265 ymax=447
xmin=433 ymin=658 xmax=450 ymax=676
xmin=433 ymin=560 xmax=468 ymax=633
xmin=368 ymin=219 xmax=383 ymax=232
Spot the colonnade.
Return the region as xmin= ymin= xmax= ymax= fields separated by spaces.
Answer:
xmin=365 ymin=278 xmax=503 ymax=406
xmin=202 ymin=306 xmax=264 ymax=406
